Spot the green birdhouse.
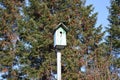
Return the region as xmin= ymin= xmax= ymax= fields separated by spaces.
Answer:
xmin=53 ymin=23 xmax=68 ymax=49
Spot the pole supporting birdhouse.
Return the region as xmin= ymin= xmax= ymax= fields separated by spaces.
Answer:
xmin=57 ymin=51 xmax=61 ymax=80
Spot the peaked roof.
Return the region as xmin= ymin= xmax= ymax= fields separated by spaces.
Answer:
xmin=53 ymin=23 xmax=69 ymax=34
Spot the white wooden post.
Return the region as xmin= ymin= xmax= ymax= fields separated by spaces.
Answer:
xmin=57 ymin=51 xmax=61 ymax=80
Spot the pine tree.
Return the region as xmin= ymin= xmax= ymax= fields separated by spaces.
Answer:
xmin=0 ymin=0 xmax=110 ymax=80
xmin=107 ymin=0 xmax=120 ymax=79
xmin=0 ymin=0 xmax=23 ymax=79
xmin=108 ymin=0 xmax=120 ymax=50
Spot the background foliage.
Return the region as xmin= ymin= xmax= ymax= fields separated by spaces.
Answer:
xmin=0 ymin=0 xmax=119 ymax=80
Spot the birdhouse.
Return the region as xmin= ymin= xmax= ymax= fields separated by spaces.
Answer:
xmin=53 ymin=23 xmax=68 ymax=49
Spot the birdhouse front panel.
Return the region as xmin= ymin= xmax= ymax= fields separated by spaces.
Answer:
xmin=54 ymin=27 xmax=67 ymax=48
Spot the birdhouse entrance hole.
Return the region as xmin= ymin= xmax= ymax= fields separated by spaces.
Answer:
xmin=60 ymin=31 xmax=62 ymax=34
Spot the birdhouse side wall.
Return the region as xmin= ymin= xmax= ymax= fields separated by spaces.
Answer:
xmin=54 ymin=31 xmax=57 ymax=47
xmin=63 ymin=33 xmax=66 ymax=45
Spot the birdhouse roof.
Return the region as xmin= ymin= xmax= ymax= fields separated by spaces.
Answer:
xmin=53 ymin=23 xmax=69 ymax=34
